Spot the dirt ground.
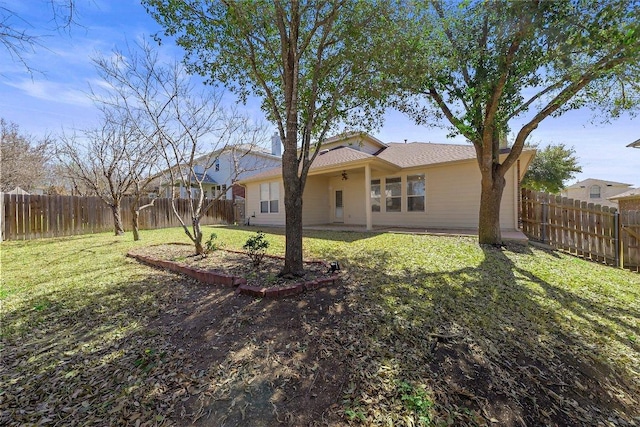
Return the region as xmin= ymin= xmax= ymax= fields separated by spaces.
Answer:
xmin=127 ymin=244 xmax=639 ymax=427
xmin=131 ymin=245 xmax=351 ymax=426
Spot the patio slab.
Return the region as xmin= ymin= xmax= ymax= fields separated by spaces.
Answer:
xmin=302 ymin=224 xmax=528 ymax=244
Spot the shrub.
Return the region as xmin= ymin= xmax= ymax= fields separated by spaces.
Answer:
xmin=205 ymin=232 xmax=220 ymax=254
xmin=243 ymin=231 xmax=270 ymax=267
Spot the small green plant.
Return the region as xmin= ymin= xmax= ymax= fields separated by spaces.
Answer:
xmin=398 ymin=381 xmax=433 ymax=425
xmin=205 ymin=232 xmax=220 ymax=253
xmin=343 ymin=407 xmax=366 ymax=422
xmin=243 ymin=231 xmax=270 ymax=267
xmin=134 ymin=348 xmax=166 ymax=373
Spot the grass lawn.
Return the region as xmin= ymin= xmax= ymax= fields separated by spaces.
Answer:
xmin=1 ymin=226 xmax=639 ymax=426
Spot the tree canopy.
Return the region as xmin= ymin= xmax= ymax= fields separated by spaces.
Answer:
xmin=522 ymin=144 xmax=582 ymax=194
xmin=144 ymin=0 xmax=395 ymax=273
xmin=395 ymin=0 xmax=640 ymax=243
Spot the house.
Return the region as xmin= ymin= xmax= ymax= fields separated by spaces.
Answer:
xmin=560 ymin=178 xmax=632 ymax=208
xmin=609 ymin=189 xmax=640 ymax=212
xmin=157 ymin=135 xmax=282 ymax=200
xmin=627 ymin=139 xmax=640 ymax=148
xmin=239 ymin=132 xmax=535 ymax=232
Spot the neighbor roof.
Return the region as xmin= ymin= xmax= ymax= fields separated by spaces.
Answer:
xmin=608 ymin=188 xmax=640 ymax=201
xmin=627 ymin=139 xmax=640 ymax=148
xmin=192 ymin=172 xmax=218 ymax=185
xmin=565 ymin=178 xmax=632 ymax=189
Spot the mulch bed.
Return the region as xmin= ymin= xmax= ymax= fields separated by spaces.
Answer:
xmin=129 ymin=243 xmax=332 ymax=288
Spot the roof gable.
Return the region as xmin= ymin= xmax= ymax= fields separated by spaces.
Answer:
xmin=239 ymin=134 xmax=535 ymax=184
xmin=320 ymin=132 xmax=386 ymax=154
xmin=565 ymin=178 xmax=632 ymax=189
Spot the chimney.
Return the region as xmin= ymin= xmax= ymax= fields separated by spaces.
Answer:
xmin=271 ymin=132 xmax=282 ymax=156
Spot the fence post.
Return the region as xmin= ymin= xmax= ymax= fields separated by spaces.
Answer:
xmin=614 ymin=211 xmax=621 ymax=268
xmin=541 ymin=200 xmax=548 ymax=244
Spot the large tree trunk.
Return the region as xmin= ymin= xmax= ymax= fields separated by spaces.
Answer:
xmin=111 ymin=202 xmax=125 ymax=236
xmin=281 ymin=145 xmax=305 ymax=277
xmin=282 ymin=180 xmax=304 ymax=276
xmin=478 ymin=168 xmax=506 ymax=245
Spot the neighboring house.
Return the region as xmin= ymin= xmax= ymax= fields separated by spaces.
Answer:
xmin=156 ymin=135 xmax=282 ymax=200
xmin=609 ymin=189 xmax=640 ymax=212
xmin=627 ymin=139 xmax=640 ymax=148
xmin=239 ymin=132 xmax=535 ymax=231
xmin=561 ymin=178 xmax=632 ymax=208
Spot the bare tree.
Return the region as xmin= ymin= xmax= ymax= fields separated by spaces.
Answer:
xmin=56 ymin=113 xmax=157 ymax=237
xmin=0 ymin=118 xmax=53 ymax=192
xmin=92 ymin=41 xmax=269 ymax=254
xmin=1 ymin=1 xmax=78 ymax=74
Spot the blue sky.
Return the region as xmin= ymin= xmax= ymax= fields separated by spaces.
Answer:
xmin=1 ymin=0 xmax=638 ymax=187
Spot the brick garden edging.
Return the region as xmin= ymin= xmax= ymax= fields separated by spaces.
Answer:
xmin=126 ymin=252 xmax=245 ymax=287
xmin=236 ymin=275 xmax=339 ymax=298
xmin=126 ymin=245 xmax=340 ymax=298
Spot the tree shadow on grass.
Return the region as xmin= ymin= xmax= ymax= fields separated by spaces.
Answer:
xmin=1 ymin=267 xmax=208 ymax=426
xmin=345 ymin=243 xmax=639 ymax=426
xmin=1 ymin=253 xmax=358 ymax=427
xmin=3 ymin=232 xmax=638 ymax=427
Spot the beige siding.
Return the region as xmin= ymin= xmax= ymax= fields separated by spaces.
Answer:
xmin=302 ymin=176 xmax=330 ymax=225
xmin=363 ymin=161 xmax=516 ymax=230
xmin=246 ymin=159 xmax=520 ymax=231
xmin=421 ymin=161 xmax=516 ymax=230
xmin=245 ymin=180 xmax=285 ymax=226
xmin=328 ymin=172 xmax=367 ymax=224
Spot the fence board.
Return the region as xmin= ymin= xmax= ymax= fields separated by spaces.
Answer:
xmin=521 ymin=189 xmax=639 ymax=272
xmin=1 ymin=194 xmax=235 ymax=241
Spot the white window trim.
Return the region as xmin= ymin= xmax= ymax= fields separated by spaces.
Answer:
xmin=384 ymin=176 xmax=402 ymax=213
xmin=406 ymin=173 xmax=426 ymax=213
xmin=260 ymin=182 xmax=279 ymax=213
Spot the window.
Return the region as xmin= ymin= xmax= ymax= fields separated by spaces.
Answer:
xmin=407 ymin=174 xmax=425 ymax=212
xmin=371 ymin=179 xmax=381 ymax=212
xmin=385 ymin=177 xmax=401 ymax=212
xmin=590 ymin=185 xmax=601 ymax=199
xmin=214 ymin=160 xmax=220 ymax=172
xmin=260 ymin=182 xmax=279 ymax=213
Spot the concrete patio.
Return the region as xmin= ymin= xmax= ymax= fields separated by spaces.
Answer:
xmin=302 ymin=224 xmax=529 ymax=244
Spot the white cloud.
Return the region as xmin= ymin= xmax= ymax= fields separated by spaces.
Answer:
xmin=5 ymin=79 xmax=93 ymax=106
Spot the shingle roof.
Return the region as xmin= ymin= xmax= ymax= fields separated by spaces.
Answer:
xmin=192 ymin=172 xmax=218 ymax=184
xmin=377 ymin=142 xmax=477 ymax=168
xmin=239 ymin=141 xmax=530 ymax=183
xmin=313 ymin=146 xmax=375 ymax=168
xmin=239 ymin=146 xmax=375 ymax=182
xmin=608 ymin=188 xmax=640 ymax=200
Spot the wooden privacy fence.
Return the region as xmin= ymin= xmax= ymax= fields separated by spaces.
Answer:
xmin=521 ymin=189 xmax=640 ymax=272
xmin=1 ymin=193 xmax=236 ymax=241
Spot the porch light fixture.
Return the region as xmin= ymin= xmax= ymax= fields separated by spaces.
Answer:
xmin=341 ymin=170 xmax=348 ymax=180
